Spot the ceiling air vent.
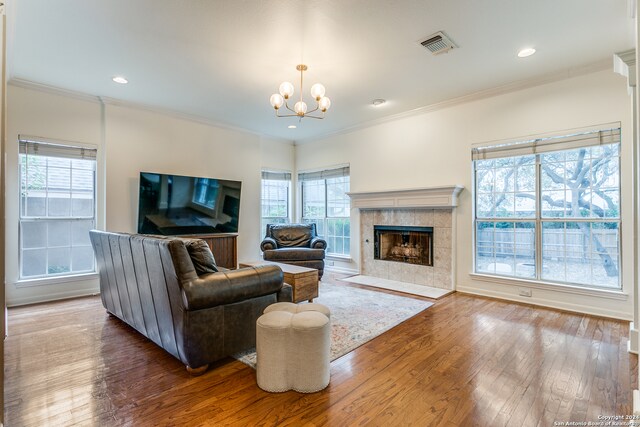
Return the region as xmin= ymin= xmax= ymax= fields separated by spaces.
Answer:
xmin=420 ymin=31 xmax=457 ymax=55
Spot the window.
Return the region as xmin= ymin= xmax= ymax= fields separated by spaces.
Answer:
xmin=300 ymin=166 xmax=350 ymax=257
xmin=261 ymin=170 xmax=291 ymax=234
xmin=19 ymin=138 xmax=97 ymax=280
xmin=473 ymin=126 xmax=621 ymax=290
xmin=192 ymin=178 xmax=219 ymax=209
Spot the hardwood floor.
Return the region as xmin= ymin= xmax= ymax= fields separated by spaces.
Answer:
xmin=5 ymin=276 xmax=636 ymax=426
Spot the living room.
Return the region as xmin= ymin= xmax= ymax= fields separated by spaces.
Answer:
xmin=2 ymin=1 xmax=639 ymax=426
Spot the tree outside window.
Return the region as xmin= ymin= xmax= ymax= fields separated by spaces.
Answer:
xmin=474 ymin=129 xmax=621 ymax=290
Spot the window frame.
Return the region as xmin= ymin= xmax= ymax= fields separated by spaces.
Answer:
xmin=472 ymin=127 xmax=622 ymax=291
xmin=260 ymin=170 xmax=292 ymax=235
xmin=300 ymin=169 xmax=351 ymax=257
xmin=192 ymin=178 xmax=219 ymax=210
xmin=18 ymin=138 xmax=98 ymax=282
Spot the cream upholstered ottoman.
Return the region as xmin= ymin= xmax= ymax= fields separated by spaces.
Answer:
xmin=256 ymin=303 xmax=331 ymax=393
xmin=263 ymin=302 xmax=331 ymax=319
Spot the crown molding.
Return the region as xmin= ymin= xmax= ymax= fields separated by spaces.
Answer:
xmin=297 ymin=58 xmax=614 ymax=145
xmin=8 ymin=77 xmax=102 ymax=104
xmin=97 ymin=95 xmax=266 ymax=138
xmin=9 ymin=57 xmax=614 ymax=147
xmin=614 ymin=49 xmax=636 ymax=90
xmin=7 ymin=77 xmax=290 ymax=141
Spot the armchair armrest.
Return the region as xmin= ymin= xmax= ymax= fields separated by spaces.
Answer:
xmin=182 ymin=265 xmax=284 ymax=311
xmin=260 ymin=237 xmax=277 ymax=251
xmin=310 ymin=236 xmax=327 ymax=250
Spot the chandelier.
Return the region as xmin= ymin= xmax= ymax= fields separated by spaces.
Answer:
xmin=269 ymin=64 xmax=331 ymax=120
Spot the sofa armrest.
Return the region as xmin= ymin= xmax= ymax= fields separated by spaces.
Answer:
xmin=277 ymin=283 xmax=293 ymax=302
xmin=310 ymin=236 xmax=327 ymax=250
xmin=260 ymin=237 xmax=277 ymax=251
xmin=182 ymin=264 xmax=284 ymax=311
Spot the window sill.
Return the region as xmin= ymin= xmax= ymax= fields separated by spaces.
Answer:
xmin=326 ymin=254 xmax=353 ymax=263
xmin=469 ymin=273 xmax=628 ymax=301
xmin=15 ymin=272 xmax=99 ymax=288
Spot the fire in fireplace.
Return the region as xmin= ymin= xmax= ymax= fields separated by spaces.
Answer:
xmin=374 ymin=225 xmax=433 ymax=266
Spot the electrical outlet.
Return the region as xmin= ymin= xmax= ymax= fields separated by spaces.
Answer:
xmin=327 ymin=260 xmax=335 ymax=266
xmin=518 ymin=288 xmax=532 ymax=297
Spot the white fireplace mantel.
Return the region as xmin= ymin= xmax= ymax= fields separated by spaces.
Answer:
xmin=347 ymin=185 xmax=464 ymax=209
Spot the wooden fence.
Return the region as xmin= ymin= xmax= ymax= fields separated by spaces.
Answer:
xmin=476 ymin=228 xmax=618 ymax=262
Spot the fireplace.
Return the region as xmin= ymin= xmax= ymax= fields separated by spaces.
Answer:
xmin=374 ymin=225 xmax=433 ymax=267
xmin=349 ymin=186 xmax=463 ymax=290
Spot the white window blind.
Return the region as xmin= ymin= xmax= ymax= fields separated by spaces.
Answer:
xmin=262 ymin=170 xmax=292 ymax=181
xmin=298 ymin=166 xmax=349 ymax=181
xmin=19 ymin=137 xmax=97 ymax=160
xmin=471 ymin=125 xmax=620 ymax=161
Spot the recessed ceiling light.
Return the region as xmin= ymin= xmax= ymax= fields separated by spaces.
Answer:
xmin=372 ymin=98 xmax=386 ymax=107
xmin=517 ymin=48 xmax=536 ymax=58
xmin=112 ymin=76 xmax=128 ymax=84
xmin=288 ymin=125 xmax=297 ymax=129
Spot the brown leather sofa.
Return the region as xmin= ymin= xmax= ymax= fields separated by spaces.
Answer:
xmin=260 ymin=223 xmax=327 ymax=279
xmin=90 ymin=230 xmax=292 ymax=375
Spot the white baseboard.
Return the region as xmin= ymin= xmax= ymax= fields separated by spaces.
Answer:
xmin=7 ymin=287 xmax=100 ymax=307
xmin=634 ymin=390 xmax=640 ymax=415
xmin=325 ymin=265 xmax=359 ymax=275
xmin=457 ymin=285 xmax=631 ymax=321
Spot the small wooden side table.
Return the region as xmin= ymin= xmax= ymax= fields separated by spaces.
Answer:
xmin=239 ymin=261 xmax=319 ymax=303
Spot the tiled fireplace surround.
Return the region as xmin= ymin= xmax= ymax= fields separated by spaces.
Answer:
xmin=361 ymin=209 xmax=453 ymax=289
xmin=348 ymin=186 xmax=464 ymax=291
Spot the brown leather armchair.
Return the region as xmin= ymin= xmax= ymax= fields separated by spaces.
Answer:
xmin=260 ymin=223 xmax=327 ymax=279
xmin=90 ymin=230 xmax=292 ymax=375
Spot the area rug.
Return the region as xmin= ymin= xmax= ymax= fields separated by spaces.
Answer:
xmin=340 ymin=275 xmax=453 ymax=299
xmin=234 ymin=281 xmax=433 ymax=369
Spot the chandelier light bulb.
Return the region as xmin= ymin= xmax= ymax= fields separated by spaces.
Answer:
xmin=310 ymin=83 xmax=325 ymax=101
xmin=294 ymin=101 xmax=308 ymax=116
xmin=319 ymin=96 xmax=331 ymax=112
xmin=270 ymin=93 xmax=284 ymax=109
xmin=268 ymin=64 xmax=332 ymax=120
xmin=279 ymin=81 xmax=295 ymax=99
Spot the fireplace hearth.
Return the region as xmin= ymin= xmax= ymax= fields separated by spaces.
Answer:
xmin=374 ymin=225 xmax=433 ymax=267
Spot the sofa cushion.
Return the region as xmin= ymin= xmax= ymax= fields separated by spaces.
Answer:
xmin=270 ymin=224 xmax=313 ymax=248
xmin=184 ymin=239 xmax=218 ymax=275
xmin=263 ymin=247 xmax=325 ymax=261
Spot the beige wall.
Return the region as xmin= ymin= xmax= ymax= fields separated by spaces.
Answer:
xmin=296 ymin=69 xmax=634 ymax=319
xmin=5 ymin=84 xmax=295 ymax=306
xmin=104 ymin=103 xmax=266 ymax=263
xmin=260 ymin=136 xmax=295 ymax=172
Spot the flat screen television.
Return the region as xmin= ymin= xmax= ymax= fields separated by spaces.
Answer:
xmin=137 ymin=172 xmax=241 ymax=235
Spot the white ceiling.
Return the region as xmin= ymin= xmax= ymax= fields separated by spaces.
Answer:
xmin=7 ymin=0 xmax=635 ymax=142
